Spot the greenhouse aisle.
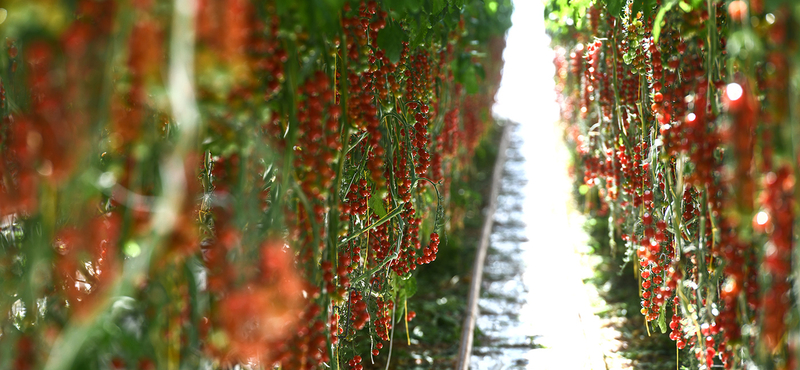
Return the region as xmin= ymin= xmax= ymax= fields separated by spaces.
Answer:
xmin=469 ymin=1 xmax=627 ymax=369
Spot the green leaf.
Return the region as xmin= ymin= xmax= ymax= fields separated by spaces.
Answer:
xmin=432 ymin=0 xmax=446 ymax=15
xmin=401 ymin=275 xmax=418 ymax=299
xmin=631 ymin=0 xmax=644 ymax=18
xmin=643 ymin=0 xmax=657 ymax=20
xmin=322 ymin=0 xmax=345 ymax=10
xmin=383 ymin=0 xmax=406 ymax=18
xmin=383 ymin=0 xmax=402 ymax=9
xmin=443 ymin=5 xmax=460 ymax=29
xmin=411 ymin=25 xmax=428 ymax=47
xmin=406 ymin=0 xmax=421 ymax=12
xmin=369 ymin=194 xmax=387 ymax=218
xmin=463 ymin=69 xmax=478 ymax=94
xmin=474 ymin=62 xmax=486 ymax=80
xmin=652 ymin=0 xmax=677 ymax=42
xmin=389 ymin=0 xmax=420 ymax=12
xmin=390 ymin=274 xmax=418 ymax=301
xmin=657 ymin=303 xmax=667 ymax=333
xmin=377 ymin=22 xmax=409 ymax=64
xmin=317 ymin=0 xmax=346 ymax=36
xmin=606 ymin=0 xmax=625 ymax=18
xmin=452 ymin=53 xmax=479 ymax=94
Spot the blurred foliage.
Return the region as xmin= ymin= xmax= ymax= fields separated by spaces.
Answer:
xmin=0 ymin=0 xmax=512 ymax=369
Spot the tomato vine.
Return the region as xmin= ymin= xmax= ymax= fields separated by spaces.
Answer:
xmin=549 ymin=0 xmax=800 ymax=368
xmin=0 ymin=0 xmax=511 ymax=369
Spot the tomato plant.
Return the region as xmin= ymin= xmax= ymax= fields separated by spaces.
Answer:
xmin=0 ymin=0 xmax=511 ymax=369
xmin=549 ymin=0 xmax=800 ymax=368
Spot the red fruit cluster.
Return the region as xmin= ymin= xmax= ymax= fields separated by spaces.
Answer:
xmin=253 ymin=16 xmax=287 ymax=100
xmin=347 ymin=355 xmax=364 ymax=370
xmin=296 ymin=72 xmax=340 ymax=197
xmin=348 ymin=290 xmax=370 ymax=331
xmin=418 ymin=232 xmax=440 ymax=265
xmin=395 ymin=204 xmax=421 ymax=274
xmin=552 ymin=0 xmax=798 ymax=368
xmin=374 ymin=298 xmax=393 ymax=342
xmin=760 ymin=167 xmax=795 ymax=352
xmin=0 ymin=0 xmax=510 ymax=368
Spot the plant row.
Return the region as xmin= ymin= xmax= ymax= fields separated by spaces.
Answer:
xmin=0 ymin=0 xmax=511 ymax=369
xmin=547 ymin=0 xmax=799 ymax=368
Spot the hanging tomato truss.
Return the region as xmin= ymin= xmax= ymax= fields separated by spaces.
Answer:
xmin=548 ymin=0 xmax=800 ymax=368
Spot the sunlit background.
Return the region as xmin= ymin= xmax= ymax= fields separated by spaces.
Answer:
xmin=486 ymin=1 xmax=615 ymax=368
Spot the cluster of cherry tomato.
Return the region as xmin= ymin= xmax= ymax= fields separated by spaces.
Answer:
xmin=552 ymin=0 xmax=798 ymax=368
xmin=0 ymin=0 xmax=509 ymax=369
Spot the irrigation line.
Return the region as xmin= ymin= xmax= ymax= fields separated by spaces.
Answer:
xmin=455 ymin=122 xmax=512 ymax=370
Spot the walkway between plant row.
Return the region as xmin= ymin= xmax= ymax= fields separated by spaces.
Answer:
xmin=470 ymin=1 xmax=628 ymax=368
xmin=469 ymin=121 xmax=627 ymax=370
